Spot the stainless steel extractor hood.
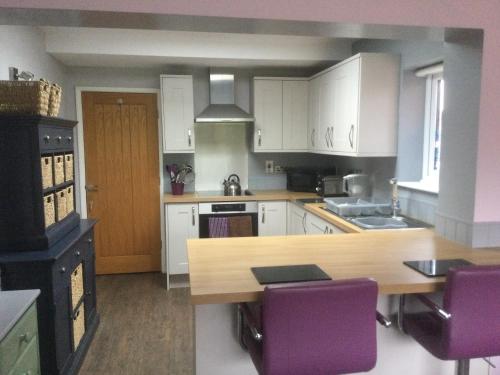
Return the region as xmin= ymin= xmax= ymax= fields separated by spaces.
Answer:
xmin=195 ymin=74 xmax=255 ymax=123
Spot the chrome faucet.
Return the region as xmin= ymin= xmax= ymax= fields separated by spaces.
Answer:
xmin=389 ymin=178 xmax=400 ymax=218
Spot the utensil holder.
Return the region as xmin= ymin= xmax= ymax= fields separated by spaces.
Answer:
xmin=171 ymin=182 xmax=184 ymax=195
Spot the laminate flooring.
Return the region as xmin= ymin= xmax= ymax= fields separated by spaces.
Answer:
xmin=79 ymin=273 xmax=194 ymax=375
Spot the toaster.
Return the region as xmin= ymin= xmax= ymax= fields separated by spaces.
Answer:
xmin=316 ymin=175 xmax=345 ymax=197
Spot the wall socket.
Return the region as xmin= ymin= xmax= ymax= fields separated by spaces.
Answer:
xmin=265 ymin=160 xmax=274 ymax=174
xmin=274 ymin=165 xmax=283 ymax=173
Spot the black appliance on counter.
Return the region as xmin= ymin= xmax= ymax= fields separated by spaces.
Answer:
xmin=286 ymin=167 xmax=337 ymax=193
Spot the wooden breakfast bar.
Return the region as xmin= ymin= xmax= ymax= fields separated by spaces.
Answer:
xmin=188 ymin=230 xmax=500 ymax=375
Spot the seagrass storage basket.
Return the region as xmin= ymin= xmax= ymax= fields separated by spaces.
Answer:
xmin=48 ymin=83 xmax=62 ymax=117
xmin=71 ymin=263 xmax=84 ymax=310
xmin=0 ymin=79 xmax=50 ymax=115
xmin=72 ymin=303 xmax=85 ymax=350
xmin=55 ymin=189 xmax=67 ymax=221
xmin=54 ymin=155 xmax=65 ymax=185
xmin=41 ymin=156 xmax=54 ymax=189
xmin=43 ymin=193 xmax=55 ymax=228
xmin=65 ymin=185 xmax=74 ymax=215
xmin=65 ymin=153 xmax=74 ymax=182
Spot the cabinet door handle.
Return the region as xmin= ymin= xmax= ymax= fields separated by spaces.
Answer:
xmin=349 ymin=124 xmax=354 ymax=149
xmin=192 ymin=206 xmax=196 ymax=226
xmin=43 ymin=135 xmax=50 ymax=143
xmin=324 ymin=225 xmax=329 ymax=234
xmin=330 ymin=126 xmax=334 ymax=148
xmin=325 ymin=128 xmax=330 ymax=148
xmin=188 ymin=129 xmax=192 ymax=147
xmin=261 ymin=206 xmax=265 ymax=224
xmin=257 ymin=129 xmax=262 ymax=147
xmin=302 ymin=212 xmax=307 ymax=234
xmin=311 ymin=129 xmax=315 ymax=147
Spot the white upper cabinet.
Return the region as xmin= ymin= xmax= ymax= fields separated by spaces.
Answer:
xmin=309 ymin=53 xmax=400 ymax=157
xmin=253 ymin=78 xmax=309 ymax=152
xmin=161 ymin=75 xmax=195 ymax=153
xmin=282 ymin=80 xmax=309 ymax=151
xmin=253 ymin=79 xmax=283 ymax=151
xmin=258 ymin=201 xmax=287 ymax=236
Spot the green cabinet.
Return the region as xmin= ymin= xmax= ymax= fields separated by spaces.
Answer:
xmin=0 ymin=302 xmax=40 ymax=375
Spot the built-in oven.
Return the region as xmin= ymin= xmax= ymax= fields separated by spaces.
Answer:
xmin=199 ymin=202 xmax=258 ymax=238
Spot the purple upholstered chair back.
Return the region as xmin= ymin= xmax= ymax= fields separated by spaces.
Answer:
xmin=261 ymin=278 xmax=378 ymax=375
xmin=442 ymin=265 xmax=500 ymax=359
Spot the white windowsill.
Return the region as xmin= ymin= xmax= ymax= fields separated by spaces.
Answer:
xmin=398 ymin=180 xmax=439 ymax=195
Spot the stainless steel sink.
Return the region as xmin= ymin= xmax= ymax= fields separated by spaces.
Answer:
xmin=351 ymin=216 xmax=408 ymax=229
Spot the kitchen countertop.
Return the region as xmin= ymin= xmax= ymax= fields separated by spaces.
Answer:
xmin=164 ymin=189 xmax=318 ymax=203
xmin=188 ymin=230 xmax=500 ymax=304
xmin=0 ymin=289 xmax=40 ymax=341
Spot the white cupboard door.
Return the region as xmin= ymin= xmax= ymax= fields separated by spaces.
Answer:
xmin=318 ymin=72 xmax=335 ymax=152
xmin=307 ymin=212 xmax=345 ymax=235
xmin=332 ymin=59 xmax=360 ymax=153
xmin=283 ymin=81 xmax=309 ymax=151
xmin=254 ymin=79 xmax=283 ymax=151
xmin=167 ymin=204 xmax=199 ymax=274
xmin=258 ymin=201 xmax=287 ymax=236
xmin=161 ymin=76 xmax=195 ymax=153
xmin=308 ymin=77 xmax=321 ymax=151
xmin=287 ymin=203 xmax=307 ymax=235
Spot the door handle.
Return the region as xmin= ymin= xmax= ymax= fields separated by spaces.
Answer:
xmin=330 ymin=126 xmax=334 ymax=147
xmin=349 ymin=125 xmax=354 ymax=149
xmin=324 ymin=225 xmax=328 ymax=234
xmin=192 ymin=206 xmax=196 ymax=226
xmin=311 ymin=129 xmax=315 ymax=147
xmin=188 ymin=129 xmax=192 ymax=147
xmin=257 ymin=129 xmax=262 ymax=147
xmin=325 ymin=128 xmax=330 ymax=148
xmin=302 ymin=212 xmax=307 ymax=234
xmin=261 ymin=206 xmax=265 ymax=224
xmin=85 ymin=184 xmax=98 ymax=192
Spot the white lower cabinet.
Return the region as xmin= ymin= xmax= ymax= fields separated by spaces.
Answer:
xmin=306 ymin=213 xmax=344 ymax=235
xmin=166 ymin=203 xmax=199 ymax=274
xmin=258 ymin=201 xmax=287 ymax=236
xmin=287 ymin=202 xmax=308 ymax=235
xmin=287 ymin=202 xmax=344 ymax=235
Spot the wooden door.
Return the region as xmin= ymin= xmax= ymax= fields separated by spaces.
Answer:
xmin=82 ymin=92 xmax=161 ymax=274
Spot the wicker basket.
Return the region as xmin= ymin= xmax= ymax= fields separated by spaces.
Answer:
xmin=71 ymin=263 xmax=84 ymax=310
xmin=56 ymin=189 xmax=67 ymax=221
xmin=43 ymin=193 xmax=55 ymax=228
xmin=41 ymin=156 xmax=54 ymax=189
xmin=65 ymin=153 xmax=74 ymax=182
xmin=0 ymin=79 xmax=50 ymax=115
xmin=48 ymin=83 xmax=62 ymax=117
xmin=54 ymin=155 xmax=65 ymax=185
xmin=72 ymin=303 xmax=85 ymax=350
xmin=65 ymin=185 xmax=74 ymax=215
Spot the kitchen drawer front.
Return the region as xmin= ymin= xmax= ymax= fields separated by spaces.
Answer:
xmin=0 ymin=303 xmax=38 ymax=375
xmin=8 ymin=335 xmax=40 ymax=375
xmin=52 ymin=236 xmax=91 ymax=295
xmin=39 ymin=126 xmax=73 ymax=152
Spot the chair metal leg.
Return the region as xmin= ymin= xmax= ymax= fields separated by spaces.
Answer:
xmin=236 ymin=305 xmax=248 ymax=351
xmin=397 ymin=294 xmax=407 ymax=333
xmin=456 ymin=359 xmax=469 ymax=375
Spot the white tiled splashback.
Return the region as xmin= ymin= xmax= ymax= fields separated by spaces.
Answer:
xmin=398 ymin=187 xmax=438 ymax=225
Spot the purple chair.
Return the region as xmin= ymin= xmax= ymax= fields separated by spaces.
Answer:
xmin=402 ymin=265 xmax=500 ymax=375
xmin=238 ymin=279 xmax=391 ymax=375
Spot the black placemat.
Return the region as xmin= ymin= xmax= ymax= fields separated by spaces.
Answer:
xmin=251 ymin=264 xmax=331 ymax=285
xmin=403 ymin=259 xmax=473 ymax=277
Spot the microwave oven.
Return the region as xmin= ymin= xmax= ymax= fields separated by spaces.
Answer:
xmin=286 ymin=168 xmax=336 ymax=193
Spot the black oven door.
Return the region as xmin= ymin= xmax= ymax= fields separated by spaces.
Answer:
xmin=199 ymin=213 xmax=258 ymax=238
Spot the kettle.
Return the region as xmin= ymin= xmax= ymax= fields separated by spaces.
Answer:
xmin=223 ymin=174 xmax=242 ymax=196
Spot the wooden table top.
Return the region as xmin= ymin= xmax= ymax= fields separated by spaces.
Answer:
xmin=188 ymin=229 xmax=500 ymax=304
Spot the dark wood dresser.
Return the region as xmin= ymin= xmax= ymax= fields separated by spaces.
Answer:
xmin=0 ymin=115 xmax=99 ymax=375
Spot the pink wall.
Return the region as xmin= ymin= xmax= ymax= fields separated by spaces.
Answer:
xmin=1 ymin=0 xmax=500 ymax=221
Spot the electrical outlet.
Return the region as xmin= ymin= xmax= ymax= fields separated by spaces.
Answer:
xmin=274 ymin=165 xmax=283 ymax=173
xmin=265 ymin=160 xmax=274 ymax=174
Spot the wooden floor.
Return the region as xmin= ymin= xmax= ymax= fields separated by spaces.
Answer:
xmin=79 ymin=273 xmax=194 ymax=375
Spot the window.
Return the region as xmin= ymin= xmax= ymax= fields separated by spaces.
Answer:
xmin=423 ymin=72 xmax=444 ymax=180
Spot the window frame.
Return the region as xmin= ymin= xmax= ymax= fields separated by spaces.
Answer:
xmin=422 ymin=72 xmax=444 ymax=182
